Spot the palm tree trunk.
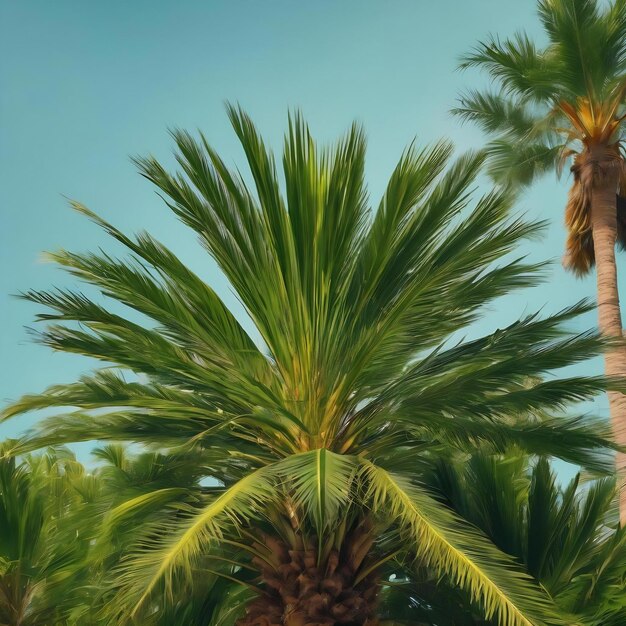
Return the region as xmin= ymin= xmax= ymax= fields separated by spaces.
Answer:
xmin=590 ymin=167 xmax=626 ymax=524
xmin=237 ymin=522 xmax=380 ymax=625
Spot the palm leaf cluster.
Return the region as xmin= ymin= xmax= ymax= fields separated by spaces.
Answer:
xmin=429 ymin=454 xmax=626 ymax=625
xmin=0 ymin=446 xmax=97 ymax=626
xmin=2 ymin=107 xmax=623 ymax=625
xmin=454 ymin=0 xmax=626 ymax=274
xmin=4 ymin=445 xmax=623 ymax=626
xmin=373 ymin=452 xmax=626 ymax=625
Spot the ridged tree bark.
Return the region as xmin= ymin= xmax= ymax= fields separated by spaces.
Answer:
xmin=236 ymin=521 xmax=380 ymax=626
xmin=589 ymin=159 xmax=626 ymax=524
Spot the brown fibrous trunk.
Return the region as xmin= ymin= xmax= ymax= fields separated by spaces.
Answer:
xmin=236 ymin=520 xmax=380 ymax=626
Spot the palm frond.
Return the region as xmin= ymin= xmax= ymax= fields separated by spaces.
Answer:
xmin=453 ymin=90 xmax=545 ymax=139
xmin=361 ymin=460 xmax=567 ymax=626
xmin=460 ymin=32 xmax=560 ymax=102
xmin=276 ymin=448 xmax=357 ymax=532
xmin=114 ymin=466 xmax=278 ymax=618
xmin=425 ymin=450 xmax=626 ymax=625
xmin=485 ymin=140 xmax=563 ymax=187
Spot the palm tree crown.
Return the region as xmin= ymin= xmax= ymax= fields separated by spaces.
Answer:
xmin=2 ymin=107 xmax=621 ymax=625
xmin=454 ymin=0 xmax=626 ymax=274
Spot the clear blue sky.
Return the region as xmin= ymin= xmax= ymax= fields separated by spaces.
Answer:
xmin=0 ymin=1 xmax=620 ymax=467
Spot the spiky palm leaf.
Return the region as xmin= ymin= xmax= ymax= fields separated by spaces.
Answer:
xmin=2 ymin=108 xmax=621 ymax=624
xmin=373 ymin=452 xmax=626 ymax=625
xmin=0 ymin=446 xmax=95 ymax=626
xmin=407 ymin=452 xmax=626 ymax=625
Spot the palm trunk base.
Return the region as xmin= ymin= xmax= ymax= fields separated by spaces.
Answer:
xmin=236 ymin=526 xmax=380 ymax=626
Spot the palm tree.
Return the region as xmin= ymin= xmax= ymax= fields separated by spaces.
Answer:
xmin=0 ymin=451 xmax=47 ymax=626
xmin=453 ymin=0 xmax=626 ymax=520
xmin=2 ymin=107 xmax=622 ymax=625
xmin=66 ymin=445 xmax=228 ymax=626
xmin=0 ymin=447 xmax=92 ymax=626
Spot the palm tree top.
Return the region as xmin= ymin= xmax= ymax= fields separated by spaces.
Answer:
xmin=455 ymin=0 xmax=626 ymax=157
xmin=454 ymin=0 xmax=626 ymax=274
xmin=1 ymin=106 xmax=621 ymax=625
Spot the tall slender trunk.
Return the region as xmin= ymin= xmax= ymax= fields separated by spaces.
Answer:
xmin=590 ymin=166 xmax=626 ymax=524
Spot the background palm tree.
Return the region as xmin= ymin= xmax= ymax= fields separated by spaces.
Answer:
xmin=453 ymin=0 xmax=626 ymax=520
xmin=0 ymin=447 xmax=94 ymax=626
xmin=2 ymin=108 xmax=622 ymax=625
xmin=65 ymin=445 xmax=226 ymax=626
xmin=0 ymin=444 xmax=234 ymax=626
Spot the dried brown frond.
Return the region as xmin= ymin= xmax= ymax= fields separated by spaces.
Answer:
xmin=563 ymin=148 xmax=625 ymax=276
xmin=563 ymin=158 xmax=594 ymax=275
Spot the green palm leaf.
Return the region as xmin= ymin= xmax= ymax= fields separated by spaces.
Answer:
xmin=360 ymin=459 xmax=567 ymax=626
xmin=117 ymin=466 xmax=278 ymax=618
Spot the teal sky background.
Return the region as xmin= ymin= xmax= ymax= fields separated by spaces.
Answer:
xmin=0 ymin=1 xmax=621 ymax=470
